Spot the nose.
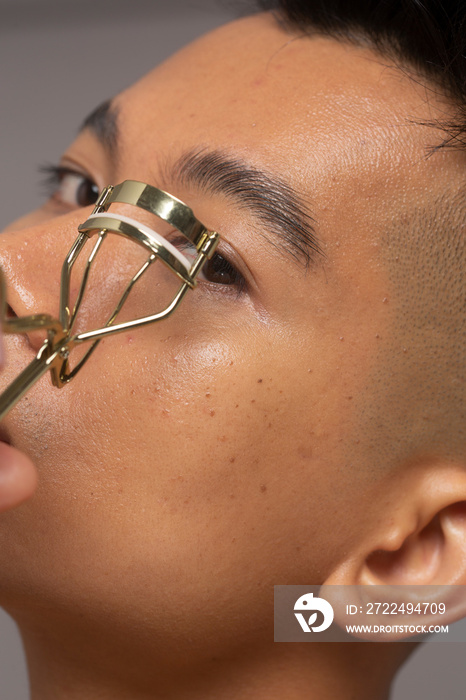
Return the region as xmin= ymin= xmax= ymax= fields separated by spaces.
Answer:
xmin=0 ymin=208 xmax=95 ymax=353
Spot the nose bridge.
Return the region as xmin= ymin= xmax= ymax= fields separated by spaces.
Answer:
xmin=0 ymin=210 xmax=91 ymax=320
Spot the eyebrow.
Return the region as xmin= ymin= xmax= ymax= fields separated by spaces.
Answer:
xmin=169 ymin=148 xmax=322 ymax=268
xmin=79 ymin=99 xmax=119 ymax=158
xmin=80 ymin=102 xmax=322 ymax=267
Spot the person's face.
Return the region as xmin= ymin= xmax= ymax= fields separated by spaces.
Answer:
xmin=0 ymin=13 xmax=461 ymax=659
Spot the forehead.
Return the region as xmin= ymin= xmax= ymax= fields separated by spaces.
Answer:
xmin=114 ymin=12 xmax=441 ymax=193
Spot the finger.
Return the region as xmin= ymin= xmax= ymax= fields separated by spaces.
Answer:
xmin=0 ymin=443 xmax=37 ymax=512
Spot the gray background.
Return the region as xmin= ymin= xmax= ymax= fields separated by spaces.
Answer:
xmin=1 ymin=0 xmax=465 ymax=698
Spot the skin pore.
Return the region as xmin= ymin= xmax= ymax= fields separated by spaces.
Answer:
xmin=0 ymin=11 xmax=464 ymax=700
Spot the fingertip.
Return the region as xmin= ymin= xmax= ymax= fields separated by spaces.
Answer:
xmin=0 ymin=443 xmax=37 ymax=512
xmin=0 ymin=322 xmax=4 ymax=369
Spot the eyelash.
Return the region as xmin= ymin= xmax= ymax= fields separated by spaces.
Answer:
xmin=39 ymin=164 xmax=246 ymax=294
xmin=40 ymin=163 xmax=100 ymax=208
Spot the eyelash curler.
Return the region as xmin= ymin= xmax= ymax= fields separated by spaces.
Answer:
xmin=0 ymin=180 xmax=219 ymax=421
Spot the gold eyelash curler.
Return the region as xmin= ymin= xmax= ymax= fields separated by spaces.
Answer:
xmin=0 ymin=180 xmax=219 ymax=421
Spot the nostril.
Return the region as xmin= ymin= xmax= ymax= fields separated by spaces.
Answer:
xmin=4 ymin=302 xmax=50 ymax=354
xmin=6 ymin=304 xmax=17 ymax=319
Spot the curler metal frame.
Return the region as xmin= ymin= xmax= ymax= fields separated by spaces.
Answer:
xmin=0 ymin=180 xmax=219 ymax=421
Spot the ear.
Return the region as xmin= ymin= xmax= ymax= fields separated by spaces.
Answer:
xmin=321 ymin=458 xmax=466 ymax=637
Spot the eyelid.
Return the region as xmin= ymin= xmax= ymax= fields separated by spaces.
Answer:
xmin=59 ymin=153 xmax=106 ymax=192
xmin=66 ymin=160 xmax=105 ymax=187
xmin=40 ymin=161 xmax=96 ymax=189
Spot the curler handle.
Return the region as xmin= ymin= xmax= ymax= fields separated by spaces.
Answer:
xmin=0 ymin=348 xmax=61 ymax=422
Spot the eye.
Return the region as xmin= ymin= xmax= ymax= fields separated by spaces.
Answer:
xmin=40 ymin=164 xmax=100 ymax=208
xmin=168 ymin=234 xmax=246 ymax=293
xmin=199 ymin=252 xmax=245 ymax=290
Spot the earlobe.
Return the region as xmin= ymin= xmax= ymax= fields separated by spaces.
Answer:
xmin=321 ymin=459 xmax=466 ymax=637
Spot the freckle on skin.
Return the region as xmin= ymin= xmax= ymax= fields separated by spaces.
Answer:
xmin=260 ymin=484 xmax=267 ymax=493
xmin=251 ymin=399 xmax=256 ymax=404
xmin=257 ymin=378 xmax=263 ymax=383
xmin=229 ymin=457 xmax=236 ymax=463
xmin=210 ymin=409 xmax=215 ymax=417
xmin=205 ymin=393 xmax=211 ymax=398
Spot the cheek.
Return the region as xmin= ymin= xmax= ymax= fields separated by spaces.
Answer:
xmin=75 ymin=324 xmax=365 ymax=573
xmin=0 ymin=298 xmax=381 ymax=654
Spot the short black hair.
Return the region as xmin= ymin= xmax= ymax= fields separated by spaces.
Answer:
xmin=256 ymin=0 xmax=466 ymax=150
